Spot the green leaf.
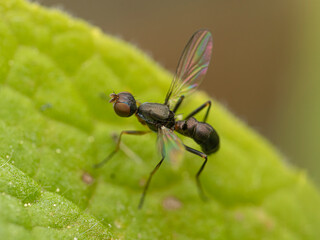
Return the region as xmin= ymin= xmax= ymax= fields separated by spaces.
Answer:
xmin=0 ymin=0 xmax=319 ymax=239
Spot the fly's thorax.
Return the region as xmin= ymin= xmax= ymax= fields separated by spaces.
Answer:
xmin=137 ymin=103 xmax=172 ymax=120
xmin=137 ymin=103 xmax=175 ymax=131
xmin=175 ymin=117 xmax=198 ymax=137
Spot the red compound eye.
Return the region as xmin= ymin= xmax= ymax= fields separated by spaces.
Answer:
xmin=114 ymin=102 xmax=131 ymax=117
xmin=110 ymin=92 xmax=137 ymax=117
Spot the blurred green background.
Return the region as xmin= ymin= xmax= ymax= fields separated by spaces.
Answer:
xmin=34 ymin=0 xmax=320 ymax=185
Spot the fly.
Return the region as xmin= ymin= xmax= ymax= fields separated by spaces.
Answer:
xmin=94 ymin=30 xmax=220 ymax=208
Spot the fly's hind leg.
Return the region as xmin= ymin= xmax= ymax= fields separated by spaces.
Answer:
xmin=184 ymin=100 xmax=211 ymax=122
xmin=93 ymin=130 xmax=150 ymax=168
xmin=185 ymin=145 xmax=208 ymax=201
xmin=172 ymin=95 xmax=185 ymax=113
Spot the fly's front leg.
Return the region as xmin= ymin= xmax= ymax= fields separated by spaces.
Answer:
xmin=185 ymin=145 xmax=208 ymax=201
xmin=184 ymin=100 xmax=211 ymax=123
xmin=93 ymin=130 xmax=151 ymax=168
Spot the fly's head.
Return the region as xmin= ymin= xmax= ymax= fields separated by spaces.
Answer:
xmin=109 ymin=92 xmax=137 ymax=117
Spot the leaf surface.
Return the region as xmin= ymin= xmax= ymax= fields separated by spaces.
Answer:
xmin=0 ymin=1 xmax=319 ymax=239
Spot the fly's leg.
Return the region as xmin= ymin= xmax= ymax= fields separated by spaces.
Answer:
xmin=172 ymin=95 xmax=185 ymax=113
xmin=185 ymin=145 xmax=208 ymax=201
xmin=138 ymin=156 xmax=165 ymax=209
xmin=184 ymin=101 xmax=211 ymax=122
xmin=93 ymin=130 xmax=150 ymax=168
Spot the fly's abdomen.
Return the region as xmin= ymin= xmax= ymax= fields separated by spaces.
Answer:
xmin=193 ymin=123 xmax=220 ymax=155
xmin=175 ymin=117 xmax=220 ymax=155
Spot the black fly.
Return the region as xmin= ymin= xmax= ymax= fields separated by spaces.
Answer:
xmin=94 ymin=30 xmax=220 ymax=208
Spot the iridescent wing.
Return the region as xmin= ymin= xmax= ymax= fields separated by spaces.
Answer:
xmin=157 ymin=126 xmax=185 ymax=169
xmin=164 ymin=30 xmax=213 ymax=108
